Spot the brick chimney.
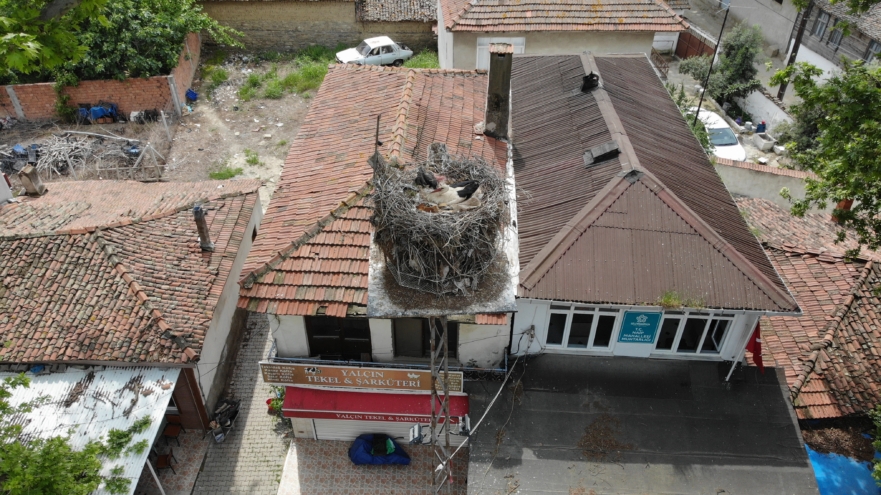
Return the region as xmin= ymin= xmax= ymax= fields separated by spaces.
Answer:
xmin=193 ymin=204 xmax=215 ymax=252
xmin=831 ymin=199 xmax=854 ymax=224
xmin=18 ymin=165 xmax=46 ymax=196
xmin=484 ymin=43 xmax=513 ymax=140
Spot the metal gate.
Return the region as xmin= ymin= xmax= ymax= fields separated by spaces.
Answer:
xmin=675 ymin=29 xmax=716 ymax=59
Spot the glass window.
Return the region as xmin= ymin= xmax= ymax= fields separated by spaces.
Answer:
xmin=676 ymin=318 xmax=707 ymax=353
xmin=813 ymin=12 xmax=830 ymax=38
xmin=865 ymin=41 xmax=881 ymax=63
xmin=828 ymin=22 xmax=843 ymax=47
xmin=656 ymin=317 xmax=680 ymax=350
xmin=567 ymin=313 xmax=594 ymax=348
xmin=593 ymin=315 xmax=616 ymax=347
xmin=306 ymin=316 xmax=371 ymax=360
xmin=547 ymin=313 xmax=567 ymax=345
xmin=393 ymin=318 xmax=458 ymax=358
xmin=700 ymin=319 xmax=730 ymax=354
xmin=356 ymin=42 xmax=371 ymax=56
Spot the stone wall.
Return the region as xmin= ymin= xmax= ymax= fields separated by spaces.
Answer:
xmin=0 ymin=33 xmax=200 ymax=121
xmin=199 ymin=1 xmax=435 ymax=52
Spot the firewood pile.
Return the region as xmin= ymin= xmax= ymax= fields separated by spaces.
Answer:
xmin=28 ymin=132 xmax=164 ymax=181
xmin=369 ymin=143 xmax=510 ymax=296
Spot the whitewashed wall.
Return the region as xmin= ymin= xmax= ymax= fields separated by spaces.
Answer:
xmin=369 ymin=318 xmax=395 ymax=362
xmin=732 ymin=92 xmax=793 ymax=133
xmin=458 ymin=323 xmax=508 ymax=368
xmin=271 ymin=314 xmax=309 ymax=357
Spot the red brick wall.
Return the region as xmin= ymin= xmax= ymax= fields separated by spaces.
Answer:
xmin=170 ymin=32 xmax=202 ymax=107
xmin=5 ymin=33 xmax=201 ymax=121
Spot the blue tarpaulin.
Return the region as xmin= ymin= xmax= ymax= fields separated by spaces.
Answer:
xmin=348 ymin=434 xmax=411 ymax=466
xmin=807 ymin=445 xmax=881 ymax=495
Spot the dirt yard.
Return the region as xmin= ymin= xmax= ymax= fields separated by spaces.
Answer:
xmin=1 ymin=49 xmax=313 ymax=209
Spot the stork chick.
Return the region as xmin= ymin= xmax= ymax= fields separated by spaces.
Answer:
xmin=414 ymin=168 xmax=480 ymax=207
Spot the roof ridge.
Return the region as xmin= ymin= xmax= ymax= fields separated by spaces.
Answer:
xmin=448 ymin=0 xmax=477 ymax=29
xmin=652 ymin=0 xmax=690 ymax=29
xmin=789 ymin=259 xmax=875 ymax=401
xmin=389 ymin=69 xmax=418 ymax=161
xmin=240 ymin=182 xmax=375 ymax=290
xmin=91 ymin=230 xmax=200 ymax=364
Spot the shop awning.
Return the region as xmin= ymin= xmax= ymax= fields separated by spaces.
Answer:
xmin=283 ymin=387 xmax=469 ymax=423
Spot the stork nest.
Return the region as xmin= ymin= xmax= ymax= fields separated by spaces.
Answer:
xmin=369 ymin=143 xmax=510 ymax=296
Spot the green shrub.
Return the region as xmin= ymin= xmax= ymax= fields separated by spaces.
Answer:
xmin=298 ymin=45 xmax=338 ymax=63
xmin=238 ymin=73 xmax=262 ymax=100
xmin=263 ymin=79 xmax=284 ymax=99
xmin=243 ymin=149 xmax=261 ymax=166
xmin=404 ymin=50 xmax=440 ymax=69
xmin=209 ymin=166 xmax=243 ymax=179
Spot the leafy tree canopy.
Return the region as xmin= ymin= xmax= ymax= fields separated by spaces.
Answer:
xmin=0 ymin=0 xmax=108 ymax=74
xmin=1 ymin=0 xmax=241 ymax=84
xmin=770 ymin=60 xmax=881 ymax=255
xmin=0 ymin=373 xmax=152 ymax=494
xmin=679 ymin=23 xmax=765 ymax=104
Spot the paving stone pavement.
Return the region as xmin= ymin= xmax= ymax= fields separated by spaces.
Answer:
xmin=192 ymin=313 xmax=291 ymax=495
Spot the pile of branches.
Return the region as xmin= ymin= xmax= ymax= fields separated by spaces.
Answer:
xmin=370 ymin=143 xmax=510 ymax=296
xmin=36 ymin=135 xmax=99 ymax=178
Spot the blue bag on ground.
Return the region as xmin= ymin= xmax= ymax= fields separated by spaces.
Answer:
xmin=348 ymin=434 xmax=411 ymax=465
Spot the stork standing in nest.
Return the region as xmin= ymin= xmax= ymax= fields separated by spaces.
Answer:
xmin=414 ymin=168 xmax=482 ymax=211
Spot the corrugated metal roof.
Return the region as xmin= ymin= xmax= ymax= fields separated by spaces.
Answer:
xmin=0 ymin=367 xmax=179 ymax=495
xmin=512 ymin=54 xmax=798 ymax=311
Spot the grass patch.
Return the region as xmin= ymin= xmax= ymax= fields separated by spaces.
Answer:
xmin=404 ymin=50 xmax=440 ymax=69
xmin=264 ymin=78 xmax=284 ymax=99
xmin=204 ymin=50 xmax=228 ymax=66
xmin=209 ymin=166 xmax=243 ymax=180
xmin=244 ymin=149 xmax=261 ymax=166
xmin=277 ymin=140 xmax=288 ymax=147
xmin=280 ymin=60 xmax=327 ymax=93
xmin=238 ymin=73 xmax=263 ymax=101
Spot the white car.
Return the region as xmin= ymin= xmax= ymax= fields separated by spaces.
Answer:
xmin=336 ymin=36 xmax=413 ymax=67
xmin=687 ymin=107 xmax=747 ymax=162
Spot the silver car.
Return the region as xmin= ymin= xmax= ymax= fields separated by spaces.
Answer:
xmin=336 ymin=36 xmax=413 ymax=66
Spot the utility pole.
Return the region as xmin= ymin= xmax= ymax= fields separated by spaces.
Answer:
xmin=693 ymin=4 xmax=730 ymax=127
xmin=777 ymin=0 xmax=815 ymax=100
xmin=429 ymin=316 xmax=452 ymax=493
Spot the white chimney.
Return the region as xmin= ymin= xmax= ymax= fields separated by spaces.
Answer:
xmin=0 ymin=174 xmax=12 ymax=203
xmin=18 ymin=165 xmax=46 ymax=196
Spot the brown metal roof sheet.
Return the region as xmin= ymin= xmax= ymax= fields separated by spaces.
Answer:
xmin=512 ymin=54 xmax=798 ymax=311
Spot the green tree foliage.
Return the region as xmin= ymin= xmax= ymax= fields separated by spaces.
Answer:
xmin=665 ymin=82 xmax=712 ymax=153
xmin=0 ymin=374 xmax=153 ymax=494
xmin=1 ymin=0 xmax=241 ymax=84
xmin=679 ymin=23 xmax=764 ymax=104
xmin=770 ymin=60 xmax=881 ymax=255
xmin=0 ymin=0 xmax=108 ymax=75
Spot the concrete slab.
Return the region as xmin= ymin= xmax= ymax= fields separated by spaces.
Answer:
xmin=466 ymin=355 xmax=819 ymax=494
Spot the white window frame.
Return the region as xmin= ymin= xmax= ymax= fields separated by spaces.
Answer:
xmin=813 ymin=12 xmax=830 ymax=38
xmin=651 ymin=311 xmax=734 ymax=356
xmin=476 ymin=37 xmax=525 ymax=70
xmin=865 ymin=40 xmax=881 ymax=63
xmin=543 ymin=304 xmax=621 ymax=352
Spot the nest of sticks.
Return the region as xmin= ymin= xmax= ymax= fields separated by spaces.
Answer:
xmin=369 ymin=143 xmax=510 ymax=296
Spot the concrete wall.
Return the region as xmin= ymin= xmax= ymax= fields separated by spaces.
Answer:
xmin=724 ymin=0 xmax=800 ymax=50
xmin=733 ymin=90 xmax=793 ymax=132
xmin=714 ymin=160 xmax=831 ymax=212
xmin=368 ymin=318 xmax=395 ymax=362
xmin=510 ymin=300 xmax=550 ymax=356
xmin=0 ymin=33 xmax=199 ymax=120
xmin=198 ymin=195 xmax=264 ymax=411
xmin=458 ymin=323 xmax=508 ymax=368
xmin=200 ymin=1 xmax=435 ymax=52
xmin=271 ymin=314 xmax=310 ymax=357
xmin=449 ymin=31 xmax=656 ymax=69
xmin=794 ymin=44 xmax=840 ymax=81
xmin=653 ymin=32 xmax=680 ymax=54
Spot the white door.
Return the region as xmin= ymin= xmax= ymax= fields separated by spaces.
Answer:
xmin=476 ymin=37 xmax=525 ymax=70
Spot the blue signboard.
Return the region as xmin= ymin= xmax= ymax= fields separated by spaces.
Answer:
xmin=617 ymin=311 xmax=662 ymax=344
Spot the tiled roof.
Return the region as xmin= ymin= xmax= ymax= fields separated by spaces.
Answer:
xmin=0 ymin=180 xmax=260 ymax=364
xmin=238 ymin=64 xmax=506 ymax=319
xmin=440 ymin=0 xmax=688 ymax=32
xmin=736 ymin=197 xmax=881 ymax=418
xmin=736 ymin=198 xmax=880 ymax=261
xmin=512 ymin=54 xmax=797 ymax=311
xmin=818 ymin=0 xmax=881 ymax=42
xmin=714 ymin=157 xmax=816 ymax=179
xmin=357 ymin=0 xmax=436 ymax=21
